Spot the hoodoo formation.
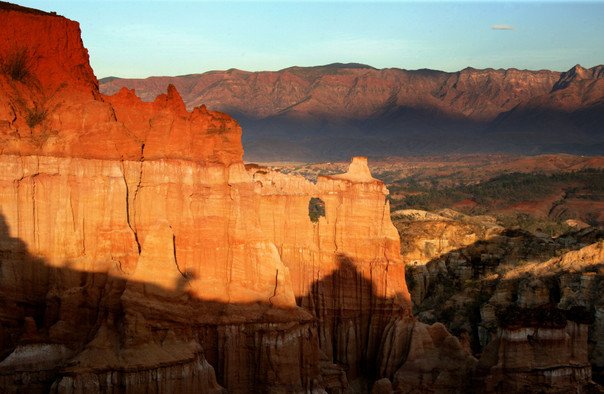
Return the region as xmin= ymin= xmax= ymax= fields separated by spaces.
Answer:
xmin=0 ymin=3 xmax=600 ymax=393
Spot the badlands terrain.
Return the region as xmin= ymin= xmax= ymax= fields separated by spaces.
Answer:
xmin=0 ymin=2 xmax=603 ymax=393
xmin=271 ymin=153 xmax=604 ymax=388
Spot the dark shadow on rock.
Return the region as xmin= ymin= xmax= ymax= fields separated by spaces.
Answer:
xmin=0 ymin=209 xmax=302 ymax=393
xmin=405 ymin=224 xmax=604 ymax=356
xmin=2 ymin=202 xmax=602 ymax=393
xmin=298 ymin=253 xmax=406 ymax=390
xmin=0 ymin=212 xmax=408 ymax=393
xmin=0 ymin=212 xmax=50 ymax=356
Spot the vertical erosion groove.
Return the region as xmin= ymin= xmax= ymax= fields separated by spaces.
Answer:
xmin=120 ymin=156 xmax=142 ymax=254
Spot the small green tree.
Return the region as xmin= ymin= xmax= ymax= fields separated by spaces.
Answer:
xmin=308 ymin=197 xmax=325 ymax=223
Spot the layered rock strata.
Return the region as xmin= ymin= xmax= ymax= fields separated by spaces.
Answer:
xmin=475 ymin=306 xmax=594 ymax=393
xmin=0 ymin=4 xmax=310 ymax=392
xmin=398 ymin=207 xmax=604 ymax=391
xmin=9 ymin=3 xmax=598 ymax=393
xmin=248 ymin=157 xmax=412 ymax=387
xmin=0 ymin=3 xmax=479 ymax=393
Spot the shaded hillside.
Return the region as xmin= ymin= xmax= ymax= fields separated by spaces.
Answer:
xmin=100 ymin=64 xmax=604 ymax=161
xmin=487 ymin=65 xmax=604 ymax=150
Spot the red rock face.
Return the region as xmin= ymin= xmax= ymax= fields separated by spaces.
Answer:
xmin=103 ymin=86 xmax=244 ymax=164
xmin=0 ymin=5 xmax=307 ymax=392
xmin=0 ymin=4 xmax=98 ymax=96
xmin=0 ymin=5 xmax=443 ymax=393
xmin=0 ymin=3 xmax=243 ymax=165
xmin=0 ymin=4 xmax=591 ymax=394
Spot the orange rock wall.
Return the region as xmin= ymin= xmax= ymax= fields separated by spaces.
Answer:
xmin=0 ymin=6 xmax=98 ymax=95
xmin=0 ymin=153 xmax=319 ymax=392
xmin=0 ymin=4 xmax=483 ymax=393
xmin=249 ymin=158 xmax=411 ymax=382
xmin=0 ymin=8 xmax=318 ymax=392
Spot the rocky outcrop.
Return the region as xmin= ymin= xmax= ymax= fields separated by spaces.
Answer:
xmin=490 ymin=242 xmax=604 ymax=371
xmin=248 ymin=159 xmax=478 ymax=391
xmin=3 ymin=3 xmax=597 ymax=393
xmin=475 ymin=306 xmax=594 ymax=393
xmin=378 ymin=319 xmax=476 ymax=393
xmin=393 ymin=210 xmax=501 ymax=307
xmin=0 ymin=3 xmax=479 ymax=393
xmin=0 ymin=4 xmax=308 ymax=392
xmin=248 ymin=157 xmax=411 ymax=387
xmin=398 ymin=207 xmax=604 ymax=391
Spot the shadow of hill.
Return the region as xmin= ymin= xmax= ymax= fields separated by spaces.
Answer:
xmin=240 ymin=104 xmax=604 ymax=162
xmin=298 ymin=254 xmax=406 ymax=388
xmin=0 ymin=212 xmax=406 ymax=393
xmin=0 ymin=210 xmax=302 ymax=392
xmin=405 ymin=225 xmax=604 ymax=354
xmin=0 ymin=212 xmax=51 ymax=356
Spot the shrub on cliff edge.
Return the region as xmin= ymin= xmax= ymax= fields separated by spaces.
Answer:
xmin=0 ymin=46 xmax=33 ymax=82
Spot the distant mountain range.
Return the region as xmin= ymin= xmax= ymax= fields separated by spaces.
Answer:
xmin=100 ymin=63 xmax=604 ymax=162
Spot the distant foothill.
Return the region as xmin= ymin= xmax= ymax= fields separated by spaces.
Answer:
xmin=100 ymin=63 xmax=604 ymax=161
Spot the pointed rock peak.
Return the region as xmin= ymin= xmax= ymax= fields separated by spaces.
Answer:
xmin=116 ymin=86 xmax=138 ymax=98
xmin=103 ymin=87 xmax=143 ymax=107
xmin=153 ymin=84 xmax=187 ymax=114
xmin=166 ymin=83 xmax=182 ymax=100
xmin=348 ymin=156 xmax=371 ymax=175
xmin=565 ymin=64 xmax=589 ymax=80
xmin=192 ymin=104 xmax=209 ymax=116
xmin=118 ymin=86 xmax=133 ymax=93
xmin=553 ymin=64 xmax=592 ymax=91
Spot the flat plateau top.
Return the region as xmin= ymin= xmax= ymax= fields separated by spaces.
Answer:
xmin=0 ymin=1 xmax=59 ymax=17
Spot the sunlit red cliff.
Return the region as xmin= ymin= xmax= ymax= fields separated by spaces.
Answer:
xmin=0 ymin=2 xmax=600 ymax=393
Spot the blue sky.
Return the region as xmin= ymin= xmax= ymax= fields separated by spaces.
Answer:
xmin=16 ymin=1 xmax=604 ymax=78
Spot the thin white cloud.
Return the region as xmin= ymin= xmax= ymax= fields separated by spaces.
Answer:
xmin=492 ymin=25 xmax=516 ymax=30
